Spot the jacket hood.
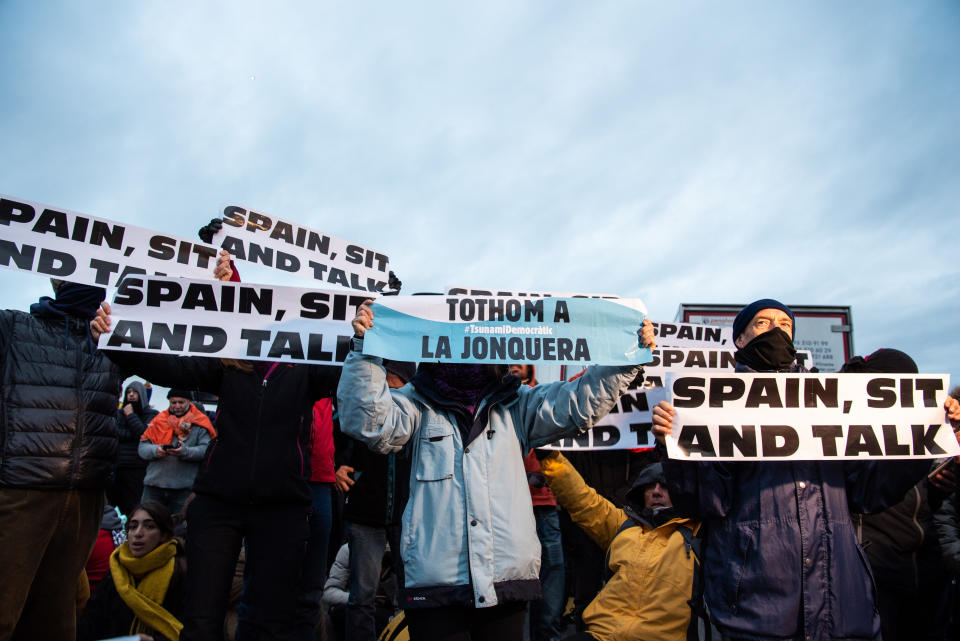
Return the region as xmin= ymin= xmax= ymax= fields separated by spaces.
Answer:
xmin=101 ymin=504 xmax=123 ymax=530
xmin=125 ymin=380 xmax=155 ymax=415
xmin=625 ymin=462 xmax=666 ymax=508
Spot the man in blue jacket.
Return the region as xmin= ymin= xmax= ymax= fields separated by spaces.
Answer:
xmin=651 ymin=299 xmax=960 ymax=641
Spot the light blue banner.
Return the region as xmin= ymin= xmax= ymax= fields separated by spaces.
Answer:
xmin=362 ymin=296 xmax=651 ymax=365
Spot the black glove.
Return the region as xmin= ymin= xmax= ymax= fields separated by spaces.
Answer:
xmin=198 ymin=218 xmax=224 ymax=243
xmin=382 ymin=270 xmax=402 ymax=296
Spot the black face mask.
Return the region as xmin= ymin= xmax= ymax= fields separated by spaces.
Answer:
xmin=735 ymin=327 xmax=797 ymax=372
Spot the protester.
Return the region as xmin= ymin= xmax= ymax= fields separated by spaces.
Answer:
xmin=513 ymin=364 xmax=566 ymax=641
xmin=139 ymin=390 xmax=216 ymax=516
xmin=78 ymin=500 xmax=186 ymax=641
xmin=111 ymin=381 xmax=159 ymax=516
xmin=336 ymin=359 xmax=415 ymax=641
xmin=652 ymin=299 xmax=960 ymax=641
xmin=538 ymin=453 xmax=701 ymax=641
xmin=844 ymin=349 xmax=955 ymax=641
xmin=93 ymin=282 xmax=343 ymax=641
xmin=338 ymin=300 xmax=655 ymax=641
xmin=0 ymin=280 xmax=132 ymax=641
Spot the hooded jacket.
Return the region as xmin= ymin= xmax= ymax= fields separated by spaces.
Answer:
xmin=116 ymin=381 xmax=158 ymax=469
xmin=659 ymin=360 xmax=930 ymax=641
xmin=541 ymin=452 xmax=700 ymax=641
xmin=337 ymin=342 xmax=639 ymax=609
xmin=0 ymin=308 xmax=125 ymax=489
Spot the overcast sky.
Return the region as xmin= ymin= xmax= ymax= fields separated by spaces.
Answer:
xmin=1 ymin=1 xmax=958 ymax=383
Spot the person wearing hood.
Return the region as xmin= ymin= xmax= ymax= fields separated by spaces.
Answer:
xmin=651 ymin=299 xmax=960 ymax=641
xmin=338 ymin=300 xmax=656 ymax=641
xmin=535 ymin=452 xmax=701 ymax=641
xmin=844 ymin=349 xmax=956 ymax=641
xmin=110 ymin=380 xmax=159 ymax=517
xmin=0 ymin=280 xmax=132 ymax=641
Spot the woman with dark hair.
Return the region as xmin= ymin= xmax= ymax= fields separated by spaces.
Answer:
xmin=338 ymin=301 xmax=655 ymax=641
xmin=79 ymin=500 xmax=187 ymax=641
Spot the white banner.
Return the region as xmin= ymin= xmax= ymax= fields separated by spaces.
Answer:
xmin=640 ymin=347 xmax=815 ymax=388
xmin=446 ymin=286 xmax=619 ymax=299
xmin=0 ymin=195 xmax=222 ymax=287
xmin=213 ymin=205 xmax=391 ymax=292
xmin=664 ymin=373 xmax=959 ymax=460
xmin=363 ymin=295 xmax=651 ymax=365
xmin=98 ymin=275 xmax=366 ymax=363
xmin=544 ymin=387 xmax=668 ymax=450
xmin=652 ymin=321 xmax=733 ymax=348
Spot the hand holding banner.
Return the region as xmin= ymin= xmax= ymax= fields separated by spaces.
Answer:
xmin=213 ymin=205 xmax=391 ymax=292
xmin=361 ymin=295 xmax=652 ymax=365
xmin=663 ymin=372 xmax=959 ymax=461
xmin=98 ymin=275 xmax=366 ymax=363
xmin=543 ymin=387 xmax=668 ymax=451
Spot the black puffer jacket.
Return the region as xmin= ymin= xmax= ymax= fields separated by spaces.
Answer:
xmin=935 ymin=489 xmax=960 ymax=575
xmin=105 ymin=352 xmax=340 ymax=505
xmin=115 ymin=380 xmax=158 ymax=468
xmin=0 ymin=310 xmax=124 ymax=489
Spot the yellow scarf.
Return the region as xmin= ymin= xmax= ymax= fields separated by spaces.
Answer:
xmin=109 ymin=539 xmax=183 ymax=641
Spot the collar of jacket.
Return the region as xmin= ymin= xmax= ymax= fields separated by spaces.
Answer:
xmin=412 ymin=372 xmax=521 ymax=445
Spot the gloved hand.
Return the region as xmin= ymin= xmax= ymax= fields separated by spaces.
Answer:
xmin=382 ymin=270 xmax=402 ymax=296
xmin=526 ymin=472 xmax=546 ymax=488
xmin=198 ymin=218 xmax=224 ymax=243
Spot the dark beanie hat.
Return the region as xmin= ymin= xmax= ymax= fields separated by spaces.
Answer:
xmin=167 ymin=388 xmax=193 ymax=400
xmin=732 ymin=299 xmax=795 ymax=342
xmin=840 ymin=348 xmax=918 ymax=374
xmin=384 ymin=360 xmax=416 ymax=384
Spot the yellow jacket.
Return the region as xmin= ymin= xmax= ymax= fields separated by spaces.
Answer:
xmin=540 ymin=452 xmax=700 ymax=641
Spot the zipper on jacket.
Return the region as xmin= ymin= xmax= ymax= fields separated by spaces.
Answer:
xmin=250 ymin=363 xmax=281 ymax=498
xmin=297 ymin=412 xmax=305 ymax=477
xmin=911 ymin=485 xmax=923 ymax=588
xmin=70 ymin=326 xmax=84 ymax=486
xmin=386 ymin=453 xmax=395 ymax=523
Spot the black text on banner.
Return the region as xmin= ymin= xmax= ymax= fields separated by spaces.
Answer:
xmin=664 ymin=373 xmax=959 ymax=461
xmin=0 ymin=195 xmax=223 ymax=287
xmin=99 ymin=276 xmax=366 ymax=364
xmin=215 ymin=205 xmax=391 ymax=292
xmin=544 ymin=386 xmax=668 ymax=450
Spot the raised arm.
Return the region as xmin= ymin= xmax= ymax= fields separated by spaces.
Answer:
xmin=539 ymin=450 xmax=627 ymax=549
xmin=336 ymin=300 xmax=421 ymax=453
xmin=516 ymin=318 xmax=656 ymax=449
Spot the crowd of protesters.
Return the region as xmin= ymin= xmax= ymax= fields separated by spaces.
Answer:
xmin=1 ymin=245 xmax=959 ymax=641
